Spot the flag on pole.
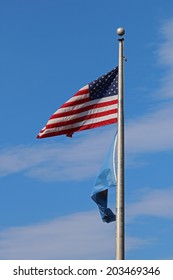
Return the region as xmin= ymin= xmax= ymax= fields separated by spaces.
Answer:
xmin=91 ymin=133 xmax=117 ymax=223
xmin=37 ymin=68 xmax=118 ymax=138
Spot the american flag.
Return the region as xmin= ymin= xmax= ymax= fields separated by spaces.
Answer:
xmin=37 ymin=67 xmax=118 ymax=138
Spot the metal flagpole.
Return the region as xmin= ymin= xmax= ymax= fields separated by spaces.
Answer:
xmin=116 ymin=27 xmax=125 ymax=260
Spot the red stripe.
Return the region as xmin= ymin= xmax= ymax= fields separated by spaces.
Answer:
xmin=73 ymin=88 xmax=89 ymax=96
xmin=60 ymin=88 xmax=89 ymax=108
xmin=37 ymin=118 xmax=117 ymax=138
xmin=60 ymin=96 xmax=90 ymax=108
xmin=50 ymin=99 xmax=118 ymax=119
xmin=46 ymin=109 xmax=118 ymax=129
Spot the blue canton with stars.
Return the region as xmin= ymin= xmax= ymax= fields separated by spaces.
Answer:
xmin=89 ymin=67 xmax=118 ymax=100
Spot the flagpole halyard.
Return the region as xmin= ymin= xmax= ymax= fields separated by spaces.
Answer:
xmin=116 ymin=27 xmax=125 ymax=260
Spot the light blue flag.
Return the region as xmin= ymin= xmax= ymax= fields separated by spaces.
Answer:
xmin=91 ymin=133 xmax=117 ymax=223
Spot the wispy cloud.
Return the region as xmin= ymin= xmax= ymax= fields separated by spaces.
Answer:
xmin=155 ymin=18 xmax=173 ymax=99
xmin=127 ymin=187 xmax=173 ymax=221
xmin=157 ymin=18 xmax=173 ymax=68
xmin=0 ymin=210 xmax=150 ymax=260
xmin=125 ymin=103 xmax=173 ymax=154
xmin=125 ymin=18 xmax=173 ymax=154
xmin=0 ymin=130 xmax=114 ymax=181
xmin=0 ymin=19 xmax=173 ymax=182
xmin=0 ymin=210 xmax=115 ymax=260
xmin=0 ymin=185 xmax=172 ymax=260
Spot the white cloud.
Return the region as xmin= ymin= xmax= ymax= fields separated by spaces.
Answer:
xmin=125 ymin=18 xmax=173 ymax=155
xmin=125 ymin=103 xmax=173 ymax=154
xmin=0 ymin=129 xmax=114 ymax=181
xmin=127 ymin=187 xmax=173 ymax=221
xmin=0 ymin=210 xmax=150 ymax=260
xmin=0 ymin=210 xmax=115 ymax=260
xmin=157 ymin=19 xmax=173 ymax=67
xmin=1 ymin=186 xmax=172 ymax=260
xmin=155 ymin=18 xmax=173 ymax=99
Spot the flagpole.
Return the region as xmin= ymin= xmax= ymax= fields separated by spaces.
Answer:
xmin=116 ymin=27 xmax=125 ymax=260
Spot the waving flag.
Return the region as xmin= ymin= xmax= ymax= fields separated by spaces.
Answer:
xmin=91 ymin=133 xmax=117 ymax=223
xmin=37 ymin=67 xmax=118 ymax=138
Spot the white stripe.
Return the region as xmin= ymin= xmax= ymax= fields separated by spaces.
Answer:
xmin=53 ymin=95 xmax=118 ymax=115
xmin=42 ymin=113 xmax=117 ymax=135
xmin=47 ymin=104 xmax=118 ymax=125
xmin=61 ymin=85 xmax=89 ymax=104
xmin=79 ymin=85 xmax=88 ymax=91
xmin=65 ymin=92 xmax=89 ymax=103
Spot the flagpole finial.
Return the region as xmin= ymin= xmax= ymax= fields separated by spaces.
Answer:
xmin=117 ymin=27 xmax=125 ymax=37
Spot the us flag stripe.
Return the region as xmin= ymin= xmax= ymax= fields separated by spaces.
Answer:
xmin=39 ymin=115 xmax=117 ymax=138
xmin=46 ymin=109 xmax=117 ymax=129
xmin=37 ymin=67 xmax=118 ymax=138
xmin=51 ymin=95 xmax=118 ymax=118
xmin=48 ymin=103 xmax=118 ymax=124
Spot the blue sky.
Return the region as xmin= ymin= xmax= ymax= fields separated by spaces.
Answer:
xmin=0 ymin=0 xmax=173 ymax=260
